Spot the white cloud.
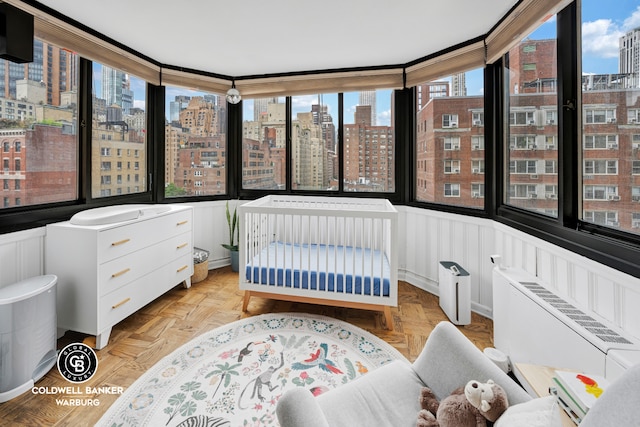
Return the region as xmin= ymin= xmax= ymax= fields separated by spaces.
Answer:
xmin=291 ymin=95 xmax=317 ymax=110
xmin=582 ymin=6 xmax=640 ymax=60
xmin=378 ymin=110 xmax=391 ymax=127
xmin=623 ymin=6 xmax=640 ymax=30
xmin=134 ymin=100 xmax=145 ymax=110
xmin=582 ymin=19 xmax=622 ymax=59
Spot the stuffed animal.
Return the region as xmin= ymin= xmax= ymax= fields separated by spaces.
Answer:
xmin=416 ymin=379 xmax=509 ymax=427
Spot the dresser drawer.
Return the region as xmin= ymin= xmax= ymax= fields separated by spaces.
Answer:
xmin=97 ymin=209 xmax=193 ymax=263
xmin=100 ymin=255 xmax=193 ymax=328
xmin=98 ymin=231 xmax=192 ymax=297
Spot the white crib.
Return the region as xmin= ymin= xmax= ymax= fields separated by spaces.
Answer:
xmin=239 ymin=195 xmax=398 ymax=329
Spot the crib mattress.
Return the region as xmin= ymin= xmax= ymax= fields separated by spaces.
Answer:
xmin=245 ymin=242 xmax=391 ymax=297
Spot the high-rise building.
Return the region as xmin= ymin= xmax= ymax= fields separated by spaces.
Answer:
xmin=619 ymin=28 xmax=640 ymax=88
xmin=452 ymin=73 xmax=467 ymax=96
xmin=359 ymin=90 xmax=377 ymax=125
xmin=170 ymin=95 xmax=191 ymax=122
xmin=254 ymin=97 xmax=280 ymax=121
xmin=102 ymin=66 xmax=129 ymax=111
xmin=344 ymin=105 xmax=394 ymax=191
xmin=0 ymin=39 xmax=76 ymax=107
xmin=416 ymin=81 xmax=450 ymax=111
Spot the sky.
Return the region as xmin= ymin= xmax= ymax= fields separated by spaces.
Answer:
xmin=136 ymin=1 xmax=640 ymax=128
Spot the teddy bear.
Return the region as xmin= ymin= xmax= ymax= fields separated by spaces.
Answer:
xmin=416 ymin=379 xmax=509 ymax=427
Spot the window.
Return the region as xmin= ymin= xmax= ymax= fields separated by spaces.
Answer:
xmin=415 ymin=68 xmax=484 ymax=208
xmin=505 ymin=20 xmax=558 ymax=216
xmin=584 ymin=160 xmax=618 ymax=175
xmin=442 ymin=114 xmax=459 ymax=128
xmin=510 ymin=135 xmax=537 ymax=150
xmin=164 ymin=85 xmax=228 ymax=197
xmin=545 ymin=109 xmax=557 ymax=125
xmin=91 ymin=62 xmax=146 ymax=199
xmin=510 ymin=160 xmax=537 ymax=174
xmin=444 ymin=183 xmax=460 ymax=196
xmin=291 ymin=93 xmax=338 ymax=191
xmin=242 ymin=97 xmax=286 ymax=190
xmin=471 ymin=136 xmax=484 ymax=150
xmin=584 ymin=134 xmax=618 ymax=149
xmin=444 ymin=160 xmax=460 ymax=174
xmin=0 ymin=38 xmax=78 ymax=210
xmin=343 ymin=90 xmax=395 ymax=192
xmin=584 ymin=185 xmax=618 ymax=200
xmin=584 ymin=210 xmax=619 ymax=227
xmin=581 ymin=0 xmax=640 ymax=235
xmin=627 ymin=109 xmax=640 ymax=124
xmin=509 ymin=110 xmax=536 ymax=126
xmin=443 ymin=136 xmax=460 ymax=150
xmin=472 ymin=111 xmax=484 ymax=126
xmin=471 ymin=160 xmax=485 ymax=174
xmin=584 ymin=107 xmax=616 ymax=124
xmin=471 ymin=183 xmax=485 ymax=198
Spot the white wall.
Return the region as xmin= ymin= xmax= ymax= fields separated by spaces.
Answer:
xmin=2 ymin=202 xmax=640 ymax=341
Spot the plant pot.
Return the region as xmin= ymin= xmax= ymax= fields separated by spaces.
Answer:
xmin=230 ymin=250 xmax=239 ymax=272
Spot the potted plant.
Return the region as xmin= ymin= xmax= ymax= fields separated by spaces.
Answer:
xmin=222 ymin=200 xmax=239 ymax=272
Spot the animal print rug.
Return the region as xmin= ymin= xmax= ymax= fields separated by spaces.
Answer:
xmin=97 ymin=313 xmax=406 ymax=427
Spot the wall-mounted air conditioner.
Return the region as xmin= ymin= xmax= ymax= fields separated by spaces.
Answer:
xmin=450 ymin=122 xmax=458 ymax=128
xmin=530 ymin=174 xmax=539 ymax=179
xmin=528 ymin=143 xmax=537 ymax=150
xmin=608 ymin=118 xmax=617 ymax=123
xmin=473 ymin=120 xmax=482 ymax=126
xmin=547 ymin=119 xmax=555 ymax=125
xmin=528 ymin=120 xmax=536 ymax=125
xmin=608 ymin=194 xmax=621 ymax=201
xmin=472 ymin=168 xmax=480 ymax=174
xmin=528 ymin=193 xmax=537 ymax=199
xmin=546 ymin=193 xmax=557 ymax=199
xmin=545 ymin=144 xmax=556 ymax=150
xmin=608 ymin=143 xmax=619 ymax=149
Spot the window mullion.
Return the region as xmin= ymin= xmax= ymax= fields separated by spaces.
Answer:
xmin=557 ymin=2 xmax=579 ymax=229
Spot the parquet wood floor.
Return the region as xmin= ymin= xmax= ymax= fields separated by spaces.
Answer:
xmin=0 ymin=267 xmax=493 ymax=426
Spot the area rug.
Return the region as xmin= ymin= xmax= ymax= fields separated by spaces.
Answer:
xmin=97 ymin=313 xmax=407 ymax=427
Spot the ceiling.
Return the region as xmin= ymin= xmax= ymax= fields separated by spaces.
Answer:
xmin=35 ymin=0 xmax=519 ymax=78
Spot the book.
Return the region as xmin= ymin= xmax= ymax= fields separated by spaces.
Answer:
xmin=552 ymin=370 xmax=610 ymax=420
xmin=550 ymin=387 xmax=582 ymax=425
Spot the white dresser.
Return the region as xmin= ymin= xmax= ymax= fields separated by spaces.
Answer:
xmin=45 ymin=204 xmax=193 ymax=349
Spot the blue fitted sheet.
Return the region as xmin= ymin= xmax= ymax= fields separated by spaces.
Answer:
xmin=245 ymin=242 xmax=390 ymax=297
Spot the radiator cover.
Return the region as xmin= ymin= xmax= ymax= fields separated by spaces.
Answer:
xmin=492 ymin=267 xmax=639 ymax=380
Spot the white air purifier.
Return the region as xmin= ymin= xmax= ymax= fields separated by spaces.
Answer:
xmin=438 ymin=261 xmax=471 ymax=325
xmin=0 ymin=274 xmax=58 ymax=403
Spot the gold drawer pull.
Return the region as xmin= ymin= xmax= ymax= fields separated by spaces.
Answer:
xmin=111 ymin=268 xmax=131 ymax=278
xmin=177 ymin=242 xmax=188 ymax=249
xmin=177 ymin=220 xmax=188 ymax=226
xmin=177 ymin=265 xmax=188 ymax=273
xmin=111 ymin=238 xmax=131 ymax=246
xmin=112 ymin=297 xmax=131 ymax=309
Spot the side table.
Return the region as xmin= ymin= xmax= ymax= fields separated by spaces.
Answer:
xmin=513 ymin=363 xmax=577 ymax=427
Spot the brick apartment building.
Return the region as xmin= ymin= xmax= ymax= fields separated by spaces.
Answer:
xmin=416 ymin=38 xmax=640 ymax=232
xmin=2 ymin=124 xmax=76 ymax=208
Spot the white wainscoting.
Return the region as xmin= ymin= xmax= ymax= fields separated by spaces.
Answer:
xmin=494 ymin=222 xmax=640 ymax=342
xmin=2 ymin=203 xmax=640 ymax=343
xmin=397 ymin=206 xmax=496 ymax=317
